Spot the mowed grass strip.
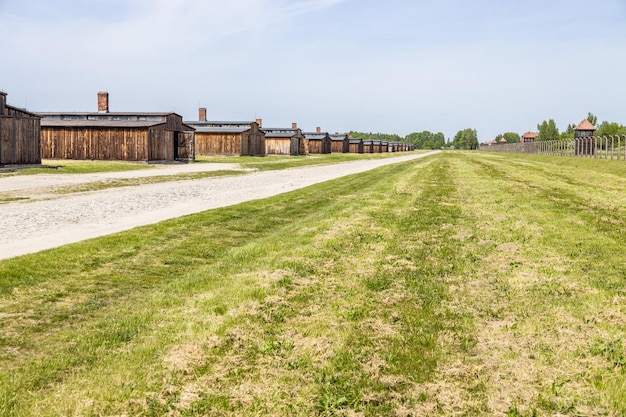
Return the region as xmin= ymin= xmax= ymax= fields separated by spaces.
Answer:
xmin=430 ymin=152 xmax=626 ymax=416
xmin=1 ymin=152 xmax=626 ymax=416
xmin=0 ymin=153 xmax=470 ymax=416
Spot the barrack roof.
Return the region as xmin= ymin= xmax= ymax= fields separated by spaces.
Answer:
xmin=302 ymin=132 xmax=328 ymax=139
xmin=185 ymin=120 xmax=256 ymax=126
xmin=38 ymin=111 xmax=179 ymax=117
xmin=193 ymin=126 xmax=250 ymax=133
xmin=41 ymin=120 xmax=165 ymax=128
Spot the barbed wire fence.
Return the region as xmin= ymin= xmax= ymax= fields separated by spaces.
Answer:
xmin=479 ymin=135 xmax=626 ymax=160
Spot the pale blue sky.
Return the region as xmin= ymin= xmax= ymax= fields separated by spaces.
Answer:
xmin=1 ymin=0 xmax=625 ymax=141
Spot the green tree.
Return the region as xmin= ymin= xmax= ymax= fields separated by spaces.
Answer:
xmin=595 ymin=121 xmax=626 ymax=137
xmin=453 ymin=128 xmax=478 ymax=150
xmin=586 ymin=112 xmax=598 ymax=127
xmin=405 ymin=131 xmax=445 ymax=149
xmin=348 ymin=131 xmax=403 ymax=142
xmin=560 ymin=123 xmax=575 ymax=140
xmin=494 ymin=132 xmax=521 ymax=144
xmin=537 ymin=119 xmax=560 ymax=141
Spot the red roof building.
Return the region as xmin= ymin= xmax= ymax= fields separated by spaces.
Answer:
xmin=575 ymin=119 xmax=596 ymax=134
xmin=574 ymin=119 xmax=596 ymax=156
xmin=521 ymin=132 xmax=538 ymax=143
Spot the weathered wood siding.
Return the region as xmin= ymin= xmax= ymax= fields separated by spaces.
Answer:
xmin=246 ymin=130 xmax=265 ymax=156
xmin=265 ymin=138 xmax=293 ymax=155
xmin=195 ymin=132 xmax=244 ymax=155
xmin=308 ymin=139 xmax=322 ymax=154
xmin=148 ymin=127 xmax=175 ymax=161
xmin=298 ymin=137 xmax=309 ymax=155
xmin=41 ymin=127 xmax=152 ymax=160
xmin=348 ymin=141 xmax=363 ymax=153
xmin=195 ymin=128 xmax=264 ymax=156
xmin=308 ymin=138 xmax=331 ymax=154
xmin=330 ymin=139 xmax=348 ymax=153
xmin=177 ymin=131 xmax=195 ymax=161
xmin=0 ymin=116 xmax=41 ymax=164
xmin=164 ymin=114 xmax=185 ymax=131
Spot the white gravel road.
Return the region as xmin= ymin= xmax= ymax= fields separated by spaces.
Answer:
xmin=0 ymin=152 xmax=437 ymax=260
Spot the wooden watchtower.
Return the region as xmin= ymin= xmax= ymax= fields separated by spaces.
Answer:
xmin=574 ymin=119 xmax=596 ymax=156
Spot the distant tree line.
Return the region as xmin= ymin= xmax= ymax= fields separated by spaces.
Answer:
xmin=352 ymin=111 xmax=626 ymax=151
xmin=504 ymin=112 xmax=626 ymax=143
xmin=348 ymin=131 xmax=403 ymax=143
xmin=404 ymin=131 xmax=446 ymax=149
xmin=533 ymin=113 xmax=626 ymax=142
xmin=350 ymin=129 xmax=480 ymax=150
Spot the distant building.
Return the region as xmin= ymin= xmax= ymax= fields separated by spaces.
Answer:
xmin=521 ymin=132 xmax=538 ymax=143
xmin=0 ymin=90 xmax=41 ymax=165
xmin=362 ymin=139 xmax=374 ymax=153
xmin=185 ymin=110 xmax=265 ymax=156
xmin=348 ymin=137 xmax=363 ymax=153
xmin=39 ymin=92 xmax=194 ymax=162
xmin=303 ymin=129 xmax=331 ymax=154
xmin=262 ymin=123 xmax=308 ymax=155
xmin=574 ymin=119 xmax=596 ymax=156
xmin=329 ymin=132 xmax=349 ymax=153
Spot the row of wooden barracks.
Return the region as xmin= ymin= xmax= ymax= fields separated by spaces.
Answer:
xmin=0 ymin=91 xmax=414 ymax=166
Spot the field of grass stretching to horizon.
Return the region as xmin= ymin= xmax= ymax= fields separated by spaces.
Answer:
xmin=1 ymin=152 xmax=625 ymax=416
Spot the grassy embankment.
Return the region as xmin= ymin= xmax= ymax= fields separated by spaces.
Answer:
xmin=0 ymin=152 xmax=625 ymax=416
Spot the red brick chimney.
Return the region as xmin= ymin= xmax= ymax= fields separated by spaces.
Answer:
xmin=97 ymin=91 xmax=109 ymax=113
xmin=256 ymin=118 xmax=262 ymax=128
xmin=292 ymin=122 xmax=297 ymax=129
xmin=199 ymin=107 xmax=207 ymax=121
xmin=316 ymin=127 xmax=321 ymax=133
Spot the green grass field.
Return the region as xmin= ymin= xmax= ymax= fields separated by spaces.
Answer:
xmin=1 ymin=152 xmax=625 ymax=416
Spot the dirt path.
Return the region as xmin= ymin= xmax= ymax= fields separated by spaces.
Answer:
xmin=0 ymin=152 xmax=438 ymax=260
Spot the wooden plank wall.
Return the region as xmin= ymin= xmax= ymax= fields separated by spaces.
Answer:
xmin=177 ymin=131 xmax=195 ymax=161
xmin=0 ymin=116 xmax=41 ymax=164
xmin=195 ymin=131 xmax=265 ymax=156
xmin=298 ymin=138 xmax=309 ymax=155
xmin=308 ymin=138 xmax=331 ymax=154
xmin=330 ymin=140 xmax=348 ymax=153
xmin=324 ymin=138 xmax=332 ymax=154
xmin=245 ymin=131 xmax=265 ymax=156
xmin=195 ymin=132 xmax=244 ymax=155
xmin=348 ymin=142 xmax=362 ymax=153
xmin=308 ymin=140 xmax=324 ymax=154
xmin=164 ymin=114 xmax=185 ymax=131
xmin=148 ymin=128 xmax=175 ymax=161
xmin=41 ymin=127 xmax=151 ymax=161
xmin=265 ymin=138 xmax=292 ymax=155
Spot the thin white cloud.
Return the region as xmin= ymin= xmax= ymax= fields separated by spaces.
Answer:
xmin=284 ymin=0 xmax=347 ymax=15
xmin=1 ymin=0 xmax=625 ymax=140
